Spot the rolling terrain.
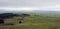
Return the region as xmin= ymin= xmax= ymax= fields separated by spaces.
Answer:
xmin=0 ymin=11 xmax=60 ymax=29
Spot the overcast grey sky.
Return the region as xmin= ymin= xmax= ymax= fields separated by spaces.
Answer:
xmin=0 ymin=0 xmax=59 ymax=11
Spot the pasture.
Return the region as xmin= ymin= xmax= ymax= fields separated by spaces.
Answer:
xmin=0 ymin=13 xmax=60 ymax=29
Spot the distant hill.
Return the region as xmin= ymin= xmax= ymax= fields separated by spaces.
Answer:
xmin=32 ymin=10 xmax=60 ymax=14
xmin=0 ymin=9 xmax=31 ymax=14
xmin=0 ymin=9 xmax=60 ymax=14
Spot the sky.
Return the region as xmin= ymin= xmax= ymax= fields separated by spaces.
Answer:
xmin=0 ymin=0 xmax=59 ymax=11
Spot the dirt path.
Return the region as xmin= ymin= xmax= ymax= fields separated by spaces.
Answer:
xmin=14 ymin=23 xmax=48 ymax=26
xmin=0 ymin=23 xmax=56 ymax=27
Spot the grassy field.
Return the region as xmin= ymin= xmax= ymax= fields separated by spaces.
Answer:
xmin=0 ymin=13 xmax=60 ymax=29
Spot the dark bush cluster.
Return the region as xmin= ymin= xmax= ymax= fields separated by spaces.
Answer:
xmin=0 ymin=13 xmax=30 ymax=25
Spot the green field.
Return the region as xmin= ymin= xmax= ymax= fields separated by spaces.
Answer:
xmin=0 ymin=13 xmax=60 ymax=29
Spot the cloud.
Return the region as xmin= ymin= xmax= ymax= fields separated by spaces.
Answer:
xmin=0 ymin=0 xmax=59 ymax=11
xmin=0 ymin=0 xmax=57 ymax=7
